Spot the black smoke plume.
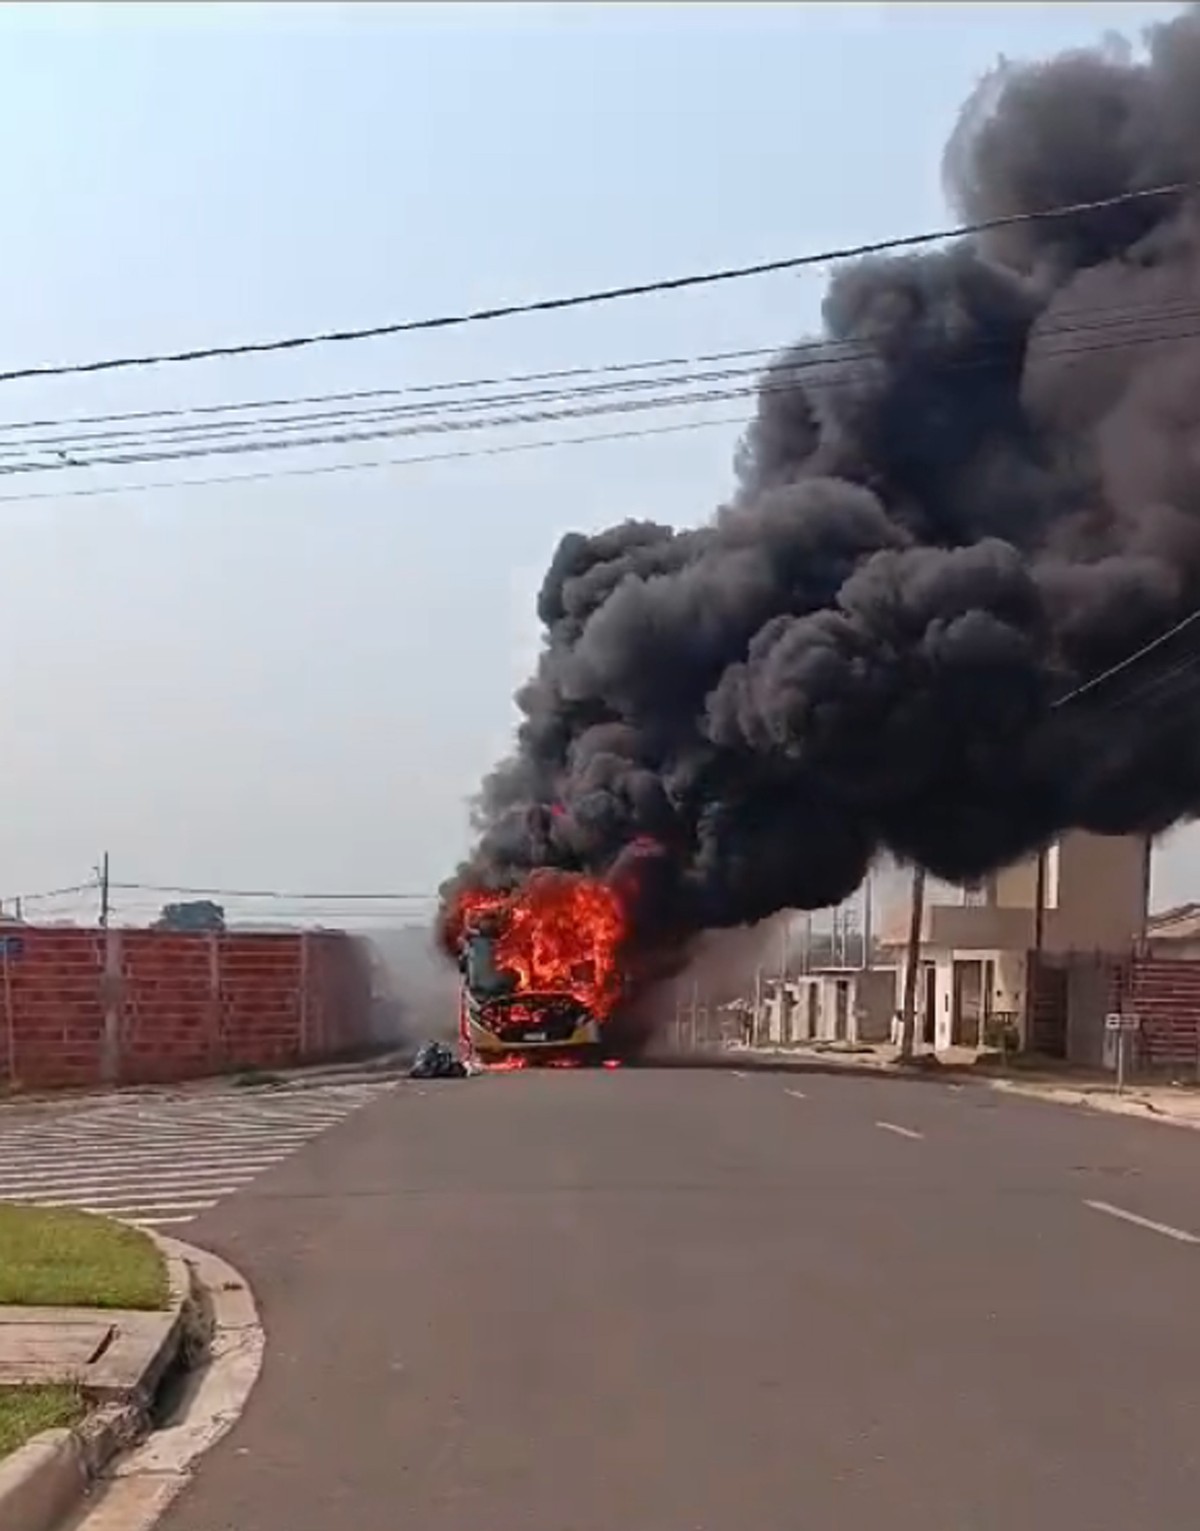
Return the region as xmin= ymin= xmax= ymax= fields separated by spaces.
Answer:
xmin=441 ymin=6 xmax=1200 ymax=953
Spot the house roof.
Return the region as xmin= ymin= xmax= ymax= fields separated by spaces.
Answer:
xmin=1147 ymin=902 xmax=1200 ymax=941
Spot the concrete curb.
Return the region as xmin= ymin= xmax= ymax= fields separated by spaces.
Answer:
xmin=85 ymin=1242 xmax=193 ymax=1408
xmin=989 ymin=1076 xmax=1200 ymax=1130
xmin=729 ymin=1044 xmax=1200 ymax=1131
xmin=0 ymin=1046 xmax=408 ymax=1114
xmin=69 ymin=1239 xmax=264 ymax=1531
xmin=0 ymin=1232 xmax=192 ymax=1531
xmin=0 ymin=1233 xmax=214 ymax=1531
xmin=0 ymin=1430 xmax=88 ymax=1531
xmin=708 ymin=1046 xmax=959 ymax=1084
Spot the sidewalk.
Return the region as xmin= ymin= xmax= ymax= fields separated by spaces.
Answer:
xmin=722 ymin=1040 xmax=1200 ymax=1132
xmin=990 ymin=1075 xmax=1200 ymax=1129
xmin=0 ymin=1045 xmax=412 ymax=1119
xmin=0 ymin=1218 xmax=191 ymax=1531
xmin=0 ymin=1300 xmax=184 ymax=1400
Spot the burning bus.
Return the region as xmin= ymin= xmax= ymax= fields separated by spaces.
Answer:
xmin=449 ymin=872 xmax=627 ymax=1067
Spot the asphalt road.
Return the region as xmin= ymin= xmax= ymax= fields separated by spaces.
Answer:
xmin=156 ymin=1062 xmax=1200 ymax=1531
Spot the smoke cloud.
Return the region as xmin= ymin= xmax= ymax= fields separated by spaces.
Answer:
xmin=443 ymin=6 xmax=1200 ymax=952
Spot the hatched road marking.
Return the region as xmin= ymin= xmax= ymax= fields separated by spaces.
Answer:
xmin=1084 ymin=1199 xmax=1200 ymax=1246
xmin=0 ymin=1080 xmax=393 ymax=1229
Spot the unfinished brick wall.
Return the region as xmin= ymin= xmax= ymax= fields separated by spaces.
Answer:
xmin=0 ymin=926 xmax=374 ymax=1092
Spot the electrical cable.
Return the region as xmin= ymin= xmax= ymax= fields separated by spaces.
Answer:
xmin=0 ymin=178 xmax=1189 ymax=384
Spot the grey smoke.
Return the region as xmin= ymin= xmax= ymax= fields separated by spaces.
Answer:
xmin=442 ymin=6 xmax=1200 ymax=953
xmin=364 ymin=927 xmax=459 ymax=1046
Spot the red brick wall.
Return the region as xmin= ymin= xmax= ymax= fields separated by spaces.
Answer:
xmin=1110 ymin=957 xmax=1200 ymax=1069
xmin=0 ymin=926 xmax=373 ymax=1092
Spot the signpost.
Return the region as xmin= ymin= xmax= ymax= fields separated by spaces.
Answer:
xmin=1105 ymin=1012 xmax=1140 ymax=1094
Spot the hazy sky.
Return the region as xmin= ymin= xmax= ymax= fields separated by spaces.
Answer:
xmin=0 ymin=1 xmax=1194 ymax=928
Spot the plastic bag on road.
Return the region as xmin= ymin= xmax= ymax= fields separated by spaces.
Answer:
xmin=408 ymin=1041 xmax=468 ymax=1080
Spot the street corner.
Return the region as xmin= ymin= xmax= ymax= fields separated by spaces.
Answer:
xmin=24 ymin=1239 xmax=264 ymax=1531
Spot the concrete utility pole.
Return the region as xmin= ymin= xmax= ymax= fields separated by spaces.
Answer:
xmin=1027 ymin=848 xmax=1047 ymax=1047
xmin=778 ymin=917 xmax=791 ymax=1044
xmin=97 ymin=852 xmax=111 ymax=929
xmin=898 ymin=865 xmax=926 ymax=1061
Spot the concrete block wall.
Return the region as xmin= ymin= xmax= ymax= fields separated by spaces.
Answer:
xmin=0 ymin=925 xmax=374 ymax=1092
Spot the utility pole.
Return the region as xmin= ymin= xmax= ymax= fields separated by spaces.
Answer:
xmin=862 ymin=874 xmax=873 ymax=970
xmin=1032 ymin=848 xmax=1046 ymax=957
xmin=1027 ymin=847 xmax=1047 ymax=1050
xmin=779 ymin=916 xmax=791 ymax=1045
xmin=97 ymin=852 xmax=111 ymax=929
xmin=898 ymin=865 xmax=926 ymax=1061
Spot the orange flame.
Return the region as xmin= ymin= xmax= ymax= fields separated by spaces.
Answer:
xmin=451 ymin=869 xmax=628 ymax=1020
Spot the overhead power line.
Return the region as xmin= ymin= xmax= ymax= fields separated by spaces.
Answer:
xmin=0 ymin=881 xmax=98 ymax=905
xmin=0 ymin=179 xmax=1190 ymax=385
xmin=112 ymin=881 xmax=435 ymax=902
xmin=1051 ymin=608 xmax=1200 ymax=711
xmin=0 ymin=413 xmax=753 ymax=505
xmin=0 ymin=362 xmax=771 ymax=471
xmin=0 ymin=294 xmax=1195 ymax=504
xmin=0 ymin=285 xmax=1192 ymax=445
xmin=0 ymin=344 xmax=783 ymax=435
xmin=0 ymin=296 xmax=1199 ymax=492
xmin=0 ymin=289 xmax=1194 ymax=460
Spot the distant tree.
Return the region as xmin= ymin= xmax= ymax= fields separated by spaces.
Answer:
xmin=155 ymin=899 xmax=226 ymax=933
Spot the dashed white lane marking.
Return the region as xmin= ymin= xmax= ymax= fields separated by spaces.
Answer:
xmin=1084 ymin=1199 xmax=1200 ymax=1246
xmin=784 ymin=1088 xmax=807 ymax=1100
xmin=876 ymin=1120 xmax=924 ymax=1140
xmin=731 ymin=1070 xmax=748 ymax=1079
xmin=0 ymin=1080 xmax=394 ymax=1229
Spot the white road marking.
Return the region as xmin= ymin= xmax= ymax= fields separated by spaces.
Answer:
xmin=0 ymin=1080 xmax=394 ymax=1229
xmin=876 ymin=1121 xmax=924 ymax=1140
xmin=0 ymin=1170 xmax=258 ymax=1199
xmin=0 ymin=1160 xmax=286 ymax=1193
xmin=0 ymin=1142 xmax=313 ymax=1175
xmin=1084 ymin=1199 xmax=1200 ymax=1245
xmin=39 ymin=1197 xmax=223 ymax=1216
xmin=784 ymin=1088 xmax=807 ymax=1100
xmin=731 ymin=1070 xmax=748 ymax=1079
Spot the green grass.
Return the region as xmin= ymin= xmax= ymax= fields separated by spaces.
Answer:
xmin=0 ymin=1205 xmax=168 ymax=1311
xmin=0 ymin=1385 xmax=83 ymax=1459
